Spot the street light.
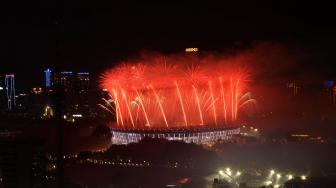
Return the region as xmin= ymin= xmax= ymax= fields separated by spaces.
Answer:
xmin=265 ymin=181 xmax=272 ymax=186
xmin=301 ymin=175 xmax=307 ymax=180
xmin=218 ymin=170 xmax=224 ymax=180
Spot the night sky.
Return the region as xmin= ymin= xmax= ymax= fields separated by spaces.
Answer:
xmin=1 ymin=2 xmax=336 ymax=91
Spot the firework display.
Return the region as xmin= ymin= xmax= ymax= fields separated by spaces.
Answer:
xmin=100 ymin=54 xmax=255 ymax=129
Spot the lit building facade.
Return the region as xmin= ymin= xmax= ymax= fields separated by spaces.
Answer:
xmin=48 ymin=70 xmax=91 ymax=120
xmin=5 ymin=74 xmax=16 ymax=110
xmin=57 ymin=71 xmax=74 ymax=92
xmin=0 ymin=74 xmax=4 ymax=91
xmin=0 ymin=74 xmax=5 ymax=111
xmin=77 ymin=72 xmax=90 ymax=91
xmin=73 ymin=72 xmax=90 ymax=118
xmin=323 ymin=80 xmax=336 ymax=105
xmin=44 ymin=69 xmax=52 ymax=88
xmin=111 ymin=127 xmax=240 ymax=145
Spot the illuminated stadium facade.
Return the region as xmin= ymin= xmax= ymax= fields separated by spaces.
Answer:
xmin=111 ymin=126 xmax=240 ymax=145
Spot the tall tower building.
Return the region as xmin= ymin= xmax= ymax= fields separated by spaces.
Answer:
xmin=0 ymin=74 xmax=5 ymax=110
xmin=49 ymin=71 xmax=91 ymax=119
xmin=323 ymin=80 xmax=335 ymax=105
xmin=5 ymin=74 xmax=16 ymax=110
xmin=75 ymin=72 xmax=90 ymax=116
xmin=76 ymin=72 xmax=90 ymax=93
xmin=44 ymin=68 xmax=52 ymax=88
xmin=0 ymin=74 xmax=4 ymax=91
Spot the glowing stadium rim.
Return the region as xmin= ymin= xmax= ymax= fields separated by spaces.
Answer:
xmin=110 ymin=126 xmax=240 ymax=145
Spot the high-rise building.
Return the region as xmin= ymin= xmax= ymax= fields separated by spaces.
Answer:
xmin=76 ymin=72 xmax=90 ymax=104
xmin=323 ymin=80 xmax=336 ymax=105
xmin=286 ymin=81 xmax=300 ymax=97
xmin=76 ymin=72 xmax=90 ymax=94
xmin=0 ymin=74 xmax=4 ymax=91
xmin=73 ymin=72 xmax=90 ymax=117
xmin=15 ymin=93 xmax=29 ymax=112
xmin=49 ymin=71 xmax=91 ymax=120
xmin=5 ymin=74 xmax=16 ymax=110
xmin=0 ymin=74 xmax=5 ymax=111
xmin=44 ymin=69 xmax=52 ymax=88
xmin=77 ymin=72 xmax=90 ymax=89
xmin=57 ymin=71 xmax=74 ymax=92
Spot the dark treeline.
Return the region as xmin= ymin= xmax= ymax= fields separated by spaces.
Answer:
xmin=79 ymin=138 xmax=218 ymax=168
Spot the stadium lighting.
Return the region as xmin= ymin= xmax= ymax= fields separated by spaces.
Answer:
xmin=225 ymin=167 xmax=232 ymax=176
xmin=270 ymin=170 xmax=275 ymax=175
xmin=72 ymin=114 xmax=83 ymax=118
xmin=287 ymin=174 xmax=293 ymax=180
xmin=236 ymin=171 xmax=241 ymax=176
xmin=276 ymin=174 xmax=281 ymax=179
xmin=301 ymin=175 xmax=307 ymax=180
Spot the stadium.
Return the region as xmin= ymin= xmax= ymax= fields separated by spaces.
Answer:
xmin=111 ymin=126 xmax=240 ymax=145
xmin=100 ymin=54 xmax=254 ymax=144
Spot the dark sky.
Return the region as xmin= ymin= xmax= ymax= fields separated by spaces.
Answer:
xmin=1 ymin=2 xmax=336 ymax=91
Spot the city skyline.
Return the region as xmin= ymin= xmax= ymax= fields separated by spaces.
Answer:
xmin=1 ymin=2 xmax=336 ymax=188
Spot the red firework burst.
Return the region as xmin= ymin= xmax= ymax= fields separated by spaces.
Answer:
xmin=100 ymin=53 xmax=255 ymax=128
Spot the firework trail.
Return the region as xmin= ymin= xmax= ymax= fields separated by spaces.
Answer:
xmin=100 ymin=54 xmax=255 ymax=128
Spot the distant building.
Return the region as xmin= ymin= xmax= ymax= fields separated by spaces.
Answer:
xmin=49 ymin=70 xmax=91 ymax=120
xmin=0 ymin=140 xmax=46 ymax=188
xmin=333 ymin=86 xmax=336 ymax=105
xmin=0 ymin=74 xmax=4 ymax=90
xmin=5 ymin=74 xmax=16 ymax=110
xmin=44 ymin=69 xmax=52 ymax=88
xmin=0 ymin=74 xmax=5 ymax=111
xmin=286 ymin=81 xmax=300 ymax=97
xmin=15 ymin=93 xmax=29 ymax=112
xmin=42 ymin=105 xmax=54 ymax=119
xmin=73 ymin=72 xmax=90 ymax=118
xmin=57 ymin=71 xmax=74 ymax=92
xmin=322 ymin=80 xmax=336 ymax=105
xmin=76 ymin=72 xmax=90 ymax=95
